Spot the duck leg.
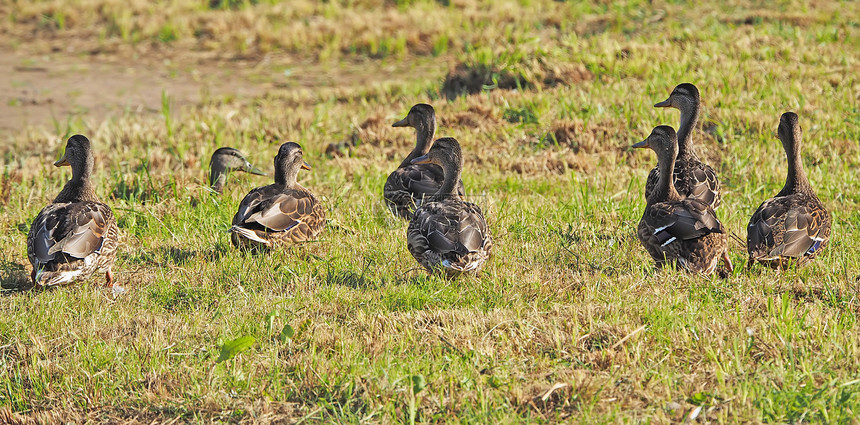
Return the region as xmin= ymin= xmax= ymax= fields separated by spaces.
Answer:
xmin=722 ymin=252 xmax=734 ymax=273
xmin=105 ymin=268 xmax=115 ymax=287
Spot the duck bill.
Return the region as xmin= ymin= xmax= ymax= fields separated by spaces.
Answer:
xmin=410 ymin=154 xmax=431 ymax=165
xmin=654 ymin=98 xmax=672 ymax=108
xmin=632 ymin=140 xmax=650 ymax=149
xmin=301 ymin=161 xmax=312 ymax=170
xmin=245 ymin=163 xmax=267 ymax=176
xmin=53 ymin=153 xmax=70 ymax=167
xmin=392 ymin=117 xmax=409 ymax=127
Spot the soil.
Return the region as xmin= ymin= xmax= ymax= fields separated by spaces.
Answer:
xmin=0 ymin=46 xmax=271 ymax=133
xmin=0 ymin=44 xmax=447 ymax=134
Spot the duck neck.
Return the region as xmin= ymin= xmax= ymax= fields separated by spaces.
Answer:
xmin=210 ymin=167 xmax=227 ymax=193
xmin=54 ymin=160 xmax=99 ymax=203
xmin=676 ymin=100 xmax=700 ymax=160
xmin=648 ymin=153 xmax=681 ymax=205
xmin=433 ymin=159 xmax=463 ymax=202
xmin=779 ymin=141 xmax=811 ymax=196
xmin=274 ymin=163 xmax=298 ymax=188
xmin=400 ymin=119 xmax=436 ymax=168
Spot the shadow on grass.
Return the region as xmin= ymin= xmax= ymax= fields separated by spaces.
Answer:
xmin=326 ymin=269 xmax=380 ymax=290
xmin=1 ymin=261 xmax=33 ymax=292
xmin=323 ymin=261 xmax=436 ymax=290
xmin=143 ymin=244 xmax=230 ymax=265
xmin=159 ymin=246 xmax=199 ymax=265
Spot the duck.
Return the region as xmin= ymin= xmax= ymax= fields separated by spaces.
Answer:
xmin=385 ymin=103 xmax=465 ymax=219
xmin=209 ymin=147 xmax=266 ymax=193
xmin=27 ymin=135 xmax=120 ymax=287
xmin=406 ymin=137 xmax=491 ymax=276
xmin=645 ymin=83 xmax=722 ymax=208
xmin=230 ymin=142 xmax=325 ymax=248
xmin=747 ymin=112 xmax=831 ymax=268
xmin=634 ymin=126 xmax=732 ymax=274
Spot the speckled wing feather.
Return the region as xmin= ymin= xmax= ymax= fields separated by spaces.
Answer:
xmin=231 ymin=184 xmax=325 ymax=246
xmin=27 ymin=201 xmax=118 ymax=286
xmin=384 ymin=164 xmax=466 ymax=219
xmin=407 ymin=199 xmax=492 ymax=275
xmin=637 ymin=199 xmax=727 ymax=273
xmin=747 ymin=193 xmax=830 ymax=265
xmin=644 ymin=159 xmax=721 ymax=208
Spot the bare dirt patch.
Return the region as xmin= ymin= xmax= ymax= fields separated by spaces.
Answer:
xmin=0 ymin=46 xmax=267 ymax=133
xmin=441 ymin=60 xmax=592 ymax=99
xmin=0 ymin=44 xmax=447 ymax=135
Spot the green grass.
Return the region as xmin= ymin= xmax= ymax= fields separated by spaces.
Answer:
xmin=2 ymin=0 xmax=860 ymax=423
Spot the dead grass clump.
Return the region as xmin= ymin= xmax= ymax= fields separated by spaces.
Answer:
xmin=0 ymin=262 xmax=31 ymax=291
xmin=542 ymin=120 xmax=605 ymax=154
xmin=579 ymin=326 xmax=623 ymax=352
xmin=0 ymin=407 xmax=84 ymax=425
xmin=0 ymin=400 xmax=303 ymax=424
xmin=507 ymin=149 xmax=594 ymax=175
xmin=325 ymin=141 xmax=353 ymax=158
xmin=722 ymin=13 xmax=816 ymax=27
xmin=349 ymin=115 xmax=398 ymax=148
xmin=511 ymin=370 xmax=600 ymax=419
xmin=441 ymin=112 xmax=488 ymax=130
xmin=441 ymin=60 xmax=592 ymax=99
xmin=439 ymin=104 xmax=501 ymax=131
xmin=0 ymin=170 xmax=22 ymax=207
xmin=522 ymin=383 xmax=578 ymax=418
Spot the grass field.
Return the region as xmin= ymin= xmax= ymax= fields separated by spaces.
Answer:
xmin=1 ymin=0 xmax=860 ymax=423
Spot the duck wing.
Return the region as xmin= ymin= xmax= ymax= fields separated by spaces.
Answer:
xmin=748 ymin=194 xmax=830 ymax=259
xmin=642 ymin=199 xmax=723 ymax=246
xmin=408 ymin=200 xmax=491 ymax=275
xmin=29 ymin=201 xmax=112 ymax=266
xmin=643 ymin=167 xmax=660 ymax=201
xmin=416 ymin=202 xmax=486 ymax=254
xmin=675 ymin=159 xmax=721 ymax=208
xmin=385 ymin=164 xmax=466 ymax=217
xmin=644 ymin=161 xmax=721 ymax=209
xmin=233 ymin=185 xmax=321 ymax=232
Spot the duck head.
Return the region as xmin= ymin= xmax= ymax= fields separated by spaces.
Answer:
xmin=274 ymin=142 xmax=312 ymax=187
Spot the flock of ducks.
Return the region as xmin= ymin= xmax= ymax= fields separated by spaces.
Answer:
xmin=24 ymin=83 xmax=831 ymax=288
xmin=635 ymin=84 xmax=830 ymax=274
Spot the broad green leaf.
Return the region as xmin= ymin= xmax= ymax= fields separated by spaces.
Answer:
xmin=280 ymin=324 xmax=295 ymax=342
xmin=687 ymin=392 xmax=708 ymax=406
xmin=410 ymin=374 xmax=426 ymax=394
xmin=217 ymin=335 xmax=255 ymax=363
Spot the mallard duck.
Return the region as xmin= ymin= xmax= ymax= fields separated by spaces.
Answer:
xmin=385 ymin=103 xmax=465 ymax=219
xmin=645 ymin=83 xmax=722 ymax=208
xmin=27 ymin=135 xmax=119 ymax=287
xmin=230 ymin=142 xmax=325 ymax=248
xmin=747 ymin=112 xmax=831 ymax=268
xmin=635 ymin=126 xmax=732 ymax=274
xmin=407 ymin=137 xmax=491 ymax=275
xmin=209 ymin=147 xmax=266 ymax=193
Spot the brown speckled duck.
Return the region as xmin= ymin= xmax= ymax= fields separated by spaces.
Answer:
xmin=747 ymin=112 xmax=831 ymax=268
xmin=407 ymin=137 xmax=491 ymax=276
xmin=27 ymin=135 xmax=119 ymax=287
xmin=230 ymin=142 xmax=325 ymax=248
xmin=385 ymin=104 xmax=465 ymax=219
xmin=645 ymin=83 xmax=722 ymax=208
xmin=635 ymin=126 xmax=732 ymax=274
xmin=209 ymin=147 xmax=266 ymax=193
